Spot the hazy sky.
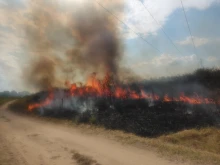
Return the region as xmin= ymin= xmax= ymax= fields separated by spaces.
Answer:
xmin=0 ymin=0 xmax=220 ymax=91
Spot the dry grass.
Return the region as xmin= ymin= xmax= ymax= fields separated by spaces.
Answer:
xmin=71 ymin=150 xmax=101 ymax=165
xmin=148 ymin=136 xmax=220 ymax=165
xmin=72 ymin=124 xmax=220 ymax=165
xmin=159 ymin=127 xmax=220 ymax=155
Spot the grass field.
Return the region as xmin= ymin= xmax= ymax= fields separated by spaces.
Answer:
xmin=0 ymin=97 xmax=16 ymax=106
xmin=153 ymin=127 xmax=220 ymax=165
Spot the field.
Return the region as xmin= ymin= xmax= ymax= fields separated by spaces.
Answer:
xmin=0 ymin=97 xmax=16 ymax=106
xmin=6 ymin=68 xmax=220 ymax=165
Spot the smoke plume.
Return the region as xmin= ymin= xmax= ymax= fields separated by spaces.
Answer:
xmin=24 ymin=0 xmax=124 ymax=90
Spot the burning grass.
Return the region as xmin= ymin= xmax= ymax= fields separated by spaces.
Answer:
xmin=15 ymin=69 xmax=219 ymax=136
xmin=9 ymin=93 xmax=220 ymax=138
xmin=8 ymin=69 xmax=220 ymax=164
xmin=9 ymin=70 xmax=220 ymax=137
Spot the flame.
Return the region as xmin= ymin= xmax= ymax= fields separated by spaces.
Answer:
xmin=161 ymin=93 xmax=217 ymax=104
xmin=28 ymin=91 xmax=54 ymax=111
xmin=68 ymin=74 xmax=217 ymax=104
xmin=141 ymin=91 xmax=160 ymax=100
xmin=28 ymin=73 xmax=219 ymax=111
xmin=163 ymin=94 xmax=172 ymax=102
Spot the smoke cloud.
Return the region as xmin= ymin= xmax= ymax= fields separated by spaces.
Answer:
xmin=24 ymin=0 xmax=124 ymax=91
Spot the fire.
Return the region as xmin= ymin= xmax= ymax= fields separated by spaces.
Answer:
xmin=161 ymin=93 xmax=217 ymax=104
xmin=178 ymin=93 xmax=216 ymax=104
xmin=28 ymin=91 xmax=54 ymax=111
xmin=163 ymin=94 xmax=172 ymax=102
xmin=28 ymin=73 xmax=219 ymax=111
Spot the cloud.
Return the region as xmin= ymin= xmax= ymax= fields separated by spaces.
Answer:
xmin=207 ymin=56 xmax=217 ymax=62
xmin=131 ymin=54 xmax=199 ymax=78
xmin=123 ymin=0 xmax=218 ymax=39
xmin=0 ymin=0 xmax=26 ymax=8
xmin=0 ymin=0 xmax=6 ymax=5
xmin=131 ymin=53 xmax=220 ymax=78
xmin=133 ymin=54 xmax=197 ymax=68
xmin=177 ymin=37 xmax=220 ymax=47
xmin=0 ymin=54 xmax=23 ymax=91
xmin=177 ymin=36 xmax=210 ymax=47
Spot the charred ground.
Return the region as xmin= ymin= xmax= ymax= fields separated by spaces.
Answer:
xmin=10 ymin=68 xmax=220 ymax=137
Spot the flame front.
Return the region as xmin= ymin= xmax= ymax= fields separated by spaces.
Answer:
xmin=28 ymin=91 xmax=54 ymax=111
xmin=28 ymin=73 xmax=220 ymax=111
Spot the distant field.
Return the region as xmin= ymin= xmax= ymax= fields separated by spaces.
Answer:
xmin=0 ymin=97 xmax=16 ymax=106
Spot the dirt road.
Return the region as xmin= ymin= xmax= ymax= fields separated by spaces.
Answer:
xmin=0 ymin=102 xmax=188 ymax=165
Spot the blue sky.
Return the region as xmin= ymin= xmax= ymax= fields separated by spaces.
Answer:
xmin=123 ymin=0 xmax=220 ymax=77
xmin=0 ymin=0 xmax=220 ymax=91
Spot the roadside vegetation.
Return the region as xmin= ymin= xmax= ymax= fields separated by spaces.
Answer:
xmin=68 ymin=125 xmax=220 ymax=165
xmin=0 ymin=97 xmax=17 ymax=106
xmin=159 ymin=127 xmax=220 ymax=155
xmin=9 ymin=96 xmax=31 ymax=113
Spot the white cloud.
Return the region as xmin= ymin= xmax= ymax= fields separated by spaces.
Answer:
xmin=207 ymin=56 xmax=217 ymax=62
xmin=133 ymin=54 xmax=197 ymax=68
xmin=131 ymin=53 xmax=220 ymax=78
xmin=177 ymin=36 xmax=210 ymax=47
xmin=0 ymin=0 xmax=6 ymax=6
xmin=177 ymin=37 xmax=220 ymax=47
xmin=131 ymin=54 xmax=199 ymax=78
xmin=0 ymin=54 xmax=23 ymax=91
xmin=123 ymin=0 xmax=218 ymax=39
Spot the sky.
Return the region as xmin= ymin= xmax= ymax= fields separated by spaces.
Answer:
xmin=0 ymin=0 xmax=220 ymax=91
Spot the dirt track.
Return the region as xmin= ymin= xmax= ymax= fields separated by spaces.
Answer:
xmin=0 ymin=102 xmax=188 ymax=165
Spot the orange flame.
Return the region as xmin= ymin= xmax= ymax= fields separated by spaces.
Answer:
xmin=28 ymin=73 xmax=219 ymax=111
xmin=163 ymin=94 xmax=172 ymax=102
xmin=28 ymin=91 xmax=54 ymax=111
